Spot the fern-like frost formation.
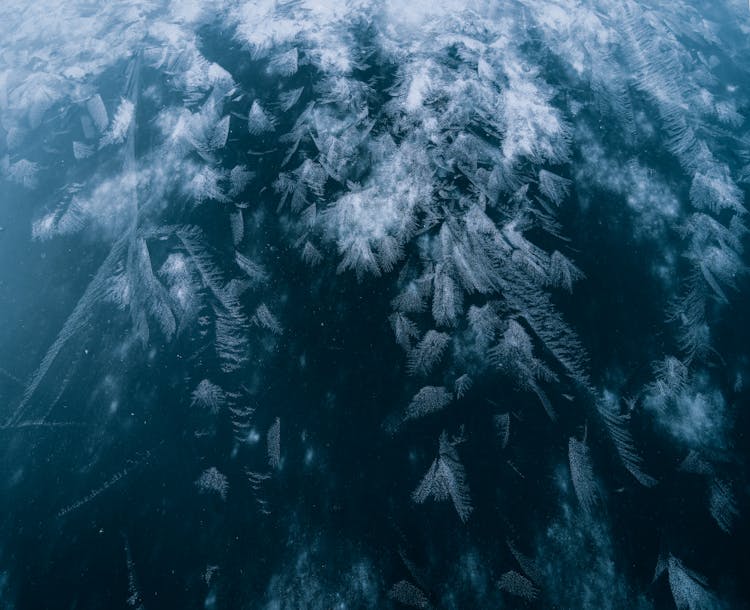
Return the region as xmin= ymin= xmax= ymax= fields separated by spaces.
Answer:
xmin=0 ymin=0 xmax=747 ymax=608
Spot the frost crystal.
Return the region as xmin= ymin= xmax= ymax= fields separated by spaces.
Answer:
xmin=407 ymin=330 xmax=450 ymax=376
xmin=568 ymin=437 xmax=599 ymax=515
xmin=267 ymin=417 xmax=281 ymax=470
xmin=404 ymin=386 xmax=453 ymax=421
xmin=413 ymin=432 xmax=472 ymax=523
xmin=497 ymin=570 xmax=539 ymax=601
xmin=195 ymin=467 xmax=229 ymax=500
xmin=191 ymin=380 xmax=226 ymax=414
xmin=247 ymin=100 xmax=275 ymax=135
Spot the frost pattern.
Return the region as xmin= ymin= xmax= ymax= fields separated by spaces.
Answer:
xmin=598 ymin=391 xmax=657 ymax=487
xmin=247 ymin=100 xmax=275 ymax=135
xmin=1 ymin=0 xmax=747 ymax=605
xmin=388 ymin=580 xmax=432 ymax=609
xmin=407 ymin=330 xmax=450 ymax=377
xmin=252 ymin=303 xmax=283 ymax=335
xmin=453 ymin=374 xmax=472 ymax=400
xmin=708 ymin=479 xmax=738 ymax=535
xmin=99 ymin=98 xmax=134 ymax=148
xmin=191 ymin=380 xmax=227 ymax=414
xmin=195 ymin=467 xmax=229 ymax=501
xmin=538 ymin=170 xmax=571 ymax=206
xmin=57 ymin=451 xmax=150 ymax=518
xmin=175 ymin=227 xmax=250 ymax=373
xmin=490 ymin=320 xmax=557 ymax=420
xmin=412 ymin=432 xmax=472 ymax=523
xmin=568 ymin=437 xmax=599 ymax=515
xmin=493 ymin=413 xmax=510 ymax=450
xmin=497 ymin=570 xmax=539 ymax=601
xmin=666 ymin=556 xmax=723 ymax=610
xmin=404 ymin=386 xmax=453 ymax=421
xmin=123 ymin=537 xmax=144 ymax=610
xmin=235 ymin=252 xmax=268 ymax=286
xmin=267 ymin=417 xmax=281 ymax=470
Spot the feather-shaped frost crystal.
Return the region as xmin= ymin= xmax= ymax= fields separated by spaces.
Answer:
xmin=267 ymin=417 xmax=281 ymax=470
xmin=412 ymin=432 xmax=472 ymax=523
xmin=407 ymin=330 xmax=450 ymax=376
xmin=568 ymin=437 xmax=599 ymax=515
xmin=247 ymin=100 xmax=275 ymax=135
xmin=404 ymin=386 xmax=453 ymax=421
xmin=191 ymin=379 xmax=227 ymax=414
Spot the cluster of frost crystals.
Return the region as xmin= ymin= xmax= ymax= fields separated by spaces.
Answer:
xmin=220 ymin=2 xmax=747 ymax=606
xmin=2 ymin=0 xmax=287 ymax=588
xmin=195 ymin=467 xmax=229 ymax=500
xmin=1 ymin=0 xmax=748 ymax=607
xmin=643 ymin=363 xmax=729 ymax=455
xmin=412 ymin=432 xmax=473 ymax=522
xmin=245 ymin=3 xmax=593 ymax=448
